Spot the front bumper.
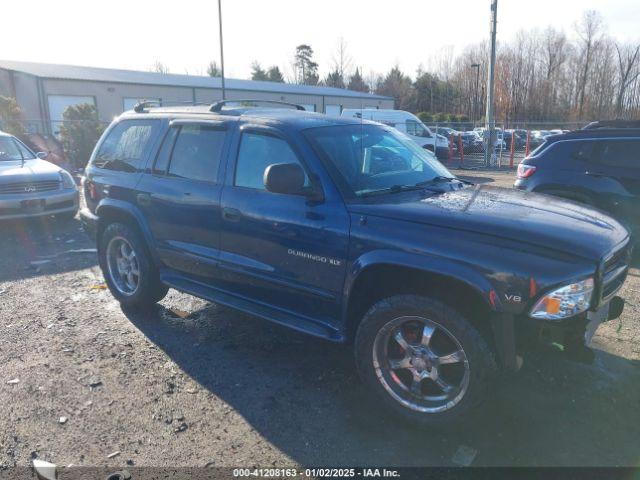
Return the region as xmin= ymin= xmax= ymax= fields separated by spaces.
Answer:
xmin=513 ymin=178 xmax=529 ymax=190
xmin=520 ymin=296 xmax=624 ymax=362
xmin=0 ymin=189 xmax=78 ymax=220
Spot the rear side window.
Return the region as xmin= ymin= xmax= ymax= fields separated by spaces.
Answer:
xmin=572 ymin=141 xmax=595 ymax=161
xmin=166 ymin=125 xmax=226 ymax=183
xmin=235 ymin=132 xmax=307 ymax=190
xmin=94 ymin=120 xmax=159 ymax=172
xmin=597 ymin=140 xmax=639 ymax=168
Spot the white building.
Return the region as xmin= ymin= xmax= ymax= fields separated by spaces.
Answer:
xmin=0 ymin=60 xmax=394 ymax=135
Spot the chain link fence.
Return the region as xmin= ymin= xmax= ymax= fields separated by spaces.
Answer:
xmin=428 ymin=122 xmax=588 ymax=169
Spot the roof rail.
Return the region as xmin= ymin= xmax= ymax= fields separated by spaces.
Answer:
xmin=133 ymin=100 xmax=162 ymax=113
xmin=132 ymin=100 xmax=211 ymax=113
xmin=209 ymin=99 xmax=305 ymax=112
xmin=582 ymin=120 xmax=640 ymax=130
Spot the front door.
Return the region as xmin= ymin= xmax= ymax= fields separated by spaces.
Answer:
xmin=217 ymin=127 xmax=350 ymax=326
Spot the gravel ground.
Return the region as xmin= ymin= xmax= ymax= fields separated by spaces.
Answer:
xmin=1 ymin=183 xmax=639 ymax=470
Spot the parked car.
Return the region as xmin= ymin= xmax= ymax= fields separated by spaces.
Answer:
xmin=515 ymin=121 xmax=640 ymax=239
xmin=341 ymin=109 xmax=450 ymax=159
xmin=458 ymin=131 xmax=483 ymax=153
xmin=529 ymin=130 xmax=551 ymax=148
xmin=503 ymin=130 xmax=525 ymax=150
xmin=0 ymin=130 xmax=78 ymax=221
xmin=81 ymin=102 xmax=630 ymax=427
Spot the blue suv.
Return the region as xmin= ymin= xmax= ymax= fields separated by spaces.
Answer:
xmin=81 ymin=101 xmax=631 ymax=426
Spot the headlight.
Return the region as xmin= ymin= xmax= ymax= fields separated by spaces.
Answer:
xmin=60 ymin=170 xmax=76 ymax=190
xmin=530 ymin=278 xmax=594 ymax=320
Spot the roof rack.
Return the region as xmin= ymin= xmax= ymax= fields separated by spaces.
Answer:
xmin=132 ymin=100 xmax=210 ymax=113
xmin=133 ymin=100 xmax=162 ymax=113
xmin=209 ymin=99 xmax=305 ymax=113
xmin=582 ymin=120 xmax=640 ymax=130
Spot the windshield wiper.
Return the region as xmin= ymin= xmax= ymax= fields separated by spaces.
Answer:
xmin=413 ymin=175 xmax=457 ymax=187
xmin=359 ymin=184 xmax=426 ymax=197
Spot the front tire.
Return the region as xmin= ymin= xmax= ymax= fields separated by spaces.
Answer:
xmin=355 ymin=295 xmax=496 ymax=427
xmin=98 ymin=222 xmax=168 ymax=310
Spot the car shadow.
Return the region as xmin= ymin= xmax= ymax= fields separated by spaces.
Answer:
xmin=124 ymin=302 xmax=640 ymax=467
xmin=0 ymin=217 xmax=98 ymax=282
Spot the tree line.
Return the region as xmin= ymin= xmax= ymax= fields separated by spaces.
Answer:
xmin=156 ymin=9 xmax=637 ymax=124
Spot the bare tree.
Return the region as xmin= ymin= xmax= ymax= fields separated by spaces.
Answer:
xmin=331 ymin=38 xmax=353 ymax=80
xmin=151 ymin=61 xmax=170 ymax=74
xmin=614 ymin=42 xmax=640 ymax=116
xmin=574 ymin=10 xmax=604 ymax=118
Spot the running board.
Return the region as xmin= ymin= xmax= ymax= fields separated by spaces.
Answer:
xmin=160 ymin=272 xmax=343 ymax=342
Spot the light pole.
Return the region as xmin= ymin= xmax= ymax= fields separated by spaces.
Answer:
xmin=484 ymin=0 xmax=498 ymax=166
xmin=218 ymin=0 xmax=226 ymax=100
xmin=471 ymin=63 xmax=480 ymax=126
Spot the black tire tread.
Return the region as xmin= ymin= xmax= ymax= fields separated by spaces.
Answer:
xmin=354 ymin=294 xmax=496 ymax=428
xmin=98 ymin=222 xmax=168 ymax=310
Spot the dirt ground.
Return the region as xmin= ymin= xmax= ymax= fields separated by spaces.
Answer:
xmin=1 ymin=174 xmax=639 ymax=470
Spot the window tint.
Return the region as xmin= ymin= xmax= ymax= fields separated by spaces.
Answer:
xmin=598 ymin=140 xmax=639 ymax=168
xmin=167 ymin=125 xmax=226 ymax=182
xmin=572 ymin=141 xmax=595 ymax=161
xmin=94 ymin=120 xmax=159 ymax=171
xmin=235 ymin=132 xmax=307 ymax=190
xmin=153 ymin=127 xmax=178 ymax=174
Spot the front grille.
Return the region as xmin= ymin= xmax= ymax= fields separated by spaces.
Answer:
xmin=0 ymin=180 xmax=61 ymax=195
xmin=601 ymin=242 xmax=631 ymax=301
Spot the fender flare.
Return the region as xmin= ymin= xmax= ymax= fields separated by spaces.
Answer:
xmin=342 ymin=249 xmax=500 ymax=321
xmin=95 ymin=198 xmax=160 ymax=264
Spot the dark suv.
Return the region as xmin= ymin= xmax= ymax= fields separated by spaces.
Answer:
xmin=81 ymin=102 xmax=631 ymax=426
xmin=514 ymin=122 xmax=640 ymax=238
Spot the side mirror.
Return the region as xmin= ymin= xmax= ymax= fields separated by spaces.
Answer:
xmin=36 ymin=151 xmax=48 ymax=159
xmin=264 ymin=163 xmax=306 ymax=195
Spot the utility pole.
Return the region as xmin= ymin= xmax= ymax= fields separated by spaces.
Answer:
xmin=218 ymin=0 xmax=226 ymax=100
xmin=484 ymin=0 xmax=498 ymax=166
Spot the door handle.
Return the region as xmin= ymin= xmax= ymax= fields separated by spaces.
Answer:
xmin=222 ymin=207 xmax=242 ymax=222
xmin=136 ymin=193 xmax=151 ymax=207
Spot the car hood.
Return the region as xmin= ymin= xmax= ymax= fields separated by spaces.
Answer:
xmin=0 ymin=159 xmax=62 ymax=184
xmin=349 ymin=185 xmax=629 ymax=260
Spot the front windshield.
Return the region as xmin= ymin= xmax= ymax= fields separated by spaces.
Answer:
xmin=0 ymin=136 xmax=35 ymax=162
xmin=305 ymin=124 xmax=454 ymax=197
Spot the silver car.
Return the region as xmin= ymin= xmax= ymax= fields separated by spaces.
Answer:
xmin=0 ymin=131 xmax=78 ymax=220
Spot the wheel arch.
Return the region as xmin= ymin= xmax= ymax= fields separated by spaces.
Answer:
xmin=96 ymin=199 xmax=160 ymax=264
xmin=343 ymin=252 xmax=497 ymax=348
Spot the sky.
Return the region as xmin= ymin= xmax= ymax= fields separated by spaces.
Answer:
xmin=3 ymin=0 xmax=639 ymax=81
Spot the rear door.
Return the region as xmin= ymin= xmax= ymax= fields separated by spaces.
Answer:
xmin=588 ymin=138 xmax=640 ymax=231
xmin=136 ymin=119 xmax=232 ymax=278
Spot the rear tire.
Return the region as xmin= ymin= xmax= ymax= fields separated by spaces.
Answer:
xmin=355 ymin=294 xmax=496 ymax=428
xmin=98 ymin=222 xmax=168 ymax=310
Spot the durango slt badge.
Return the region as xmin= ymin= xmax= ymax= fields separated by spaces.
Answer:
xmin=288 ymin=248 xmax=342 ymax=266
